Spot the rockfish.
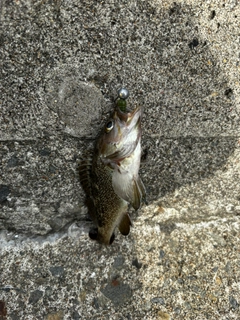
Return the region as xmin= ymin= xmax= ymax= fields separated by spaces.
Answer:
xmin=80 ymin=105 xmax=146 ymax=245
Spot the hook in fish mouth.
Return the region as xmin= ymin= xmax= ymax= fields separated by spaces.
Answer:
xmin=114 ymin=106 xmax=142 ymax=125
xmin=117 ymin=87 xmax=129 ymax=100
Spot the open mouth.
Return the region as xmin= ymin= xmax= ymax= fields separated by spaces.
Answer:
xmin=115 ymin=106 xmax=141 ymax=127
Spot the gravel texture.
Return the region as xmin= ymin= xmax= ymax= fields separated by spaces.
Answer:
xmin=0 ymin=0 xmax=239 ymax=319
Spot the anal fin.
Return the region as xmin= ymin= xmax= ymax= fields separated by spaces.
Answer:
xmin=118 ymin=213 xmax=132 ymax=236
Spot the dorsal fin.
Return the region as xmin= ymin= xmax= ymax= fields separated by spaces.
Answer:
xmin=79 ymin=158 xmax=92 ymax=197
xmin=79 ymin=157 xmax=97 ymax=223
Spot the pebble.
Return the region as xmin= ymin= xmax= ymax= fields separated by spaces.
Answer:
xmin=28 ymin=290 xmax=43 ymax=304
xmin=0 ymin=185 xmax=10 ymax=203
xmin=46 ymin=311 xmax=64 ymax=320
xmin=101 ymin=279 xmax=132 ymax=306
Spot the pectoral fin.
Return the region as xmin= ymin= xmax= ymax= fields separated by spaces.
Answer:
xmin=118 ymin=213 xmax=132 ymax=235
xmin=132 ymin=176 xmax=146 ymax=210
xmin=112 ymin=169 xmax=146 ymax=210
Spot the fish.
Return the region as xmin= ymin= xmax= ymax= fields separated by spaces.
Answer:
xmin=79 ymin=105 xmax=146 ymax=245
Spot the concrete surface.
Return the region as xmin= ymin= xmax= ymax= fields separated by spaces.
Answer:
xmin=0 ymin=0 xmax=239 ymax=319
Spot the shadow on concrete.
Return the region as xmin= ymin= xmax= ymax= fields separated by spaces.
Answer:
xmin=0 ymin=0 xmax=239 ymax=234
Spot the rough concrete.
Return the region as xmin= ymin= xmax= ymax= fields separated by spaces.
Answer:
xmin=0 ymin=0 xmax=239 ymax=319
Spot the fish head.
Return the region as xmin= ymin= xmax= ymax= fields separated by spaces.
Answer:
xmin=98 ymin=106 xmax=142 ymax=163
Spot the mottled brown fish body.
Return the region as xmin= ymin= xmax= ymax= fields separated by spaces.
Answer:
xmin=80 ymin=106 xmax=145 ymax=245
xmin=90 ymin=155 xmax=129 ymax=245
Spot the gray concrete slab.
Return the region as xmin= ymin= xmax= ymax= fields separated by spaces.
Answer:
xmin=0 ymin=0 xmax=239 ymax=319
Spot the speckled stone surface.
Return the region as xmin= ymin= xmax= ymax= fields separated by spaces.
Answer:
xmin=0 ymin=0 xmax=239 ymax=319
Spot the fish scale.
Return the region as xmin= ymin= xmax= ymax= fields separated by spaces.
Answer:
xmin=91 ymin=155 xmax=128 ymax=237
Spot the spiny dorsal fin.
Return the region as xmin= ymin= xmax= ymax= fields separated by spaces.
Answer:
xmin=79 ymin=158 xmax=92 ymax=197
xmin=79 ymin=157 xmax=97 ymax=223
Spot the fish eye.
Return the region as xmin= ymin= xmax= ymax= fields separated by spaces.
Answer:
xmin=105 ymin=120 xmax=114 ymax=133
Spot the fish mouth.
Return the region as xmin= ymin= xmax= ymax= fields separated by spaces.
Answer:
xmin=115 ymin=106 xmax=142 ymax=127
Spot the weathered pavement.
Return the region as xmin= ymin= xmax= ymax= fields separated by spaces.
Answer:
xmin=0 ymin=0 xmax=239 ymax=319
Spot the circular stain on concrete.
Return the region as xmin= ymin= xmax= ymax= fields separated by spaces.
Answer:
xmin=45 ymin=70 xmax=107 ymax=138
